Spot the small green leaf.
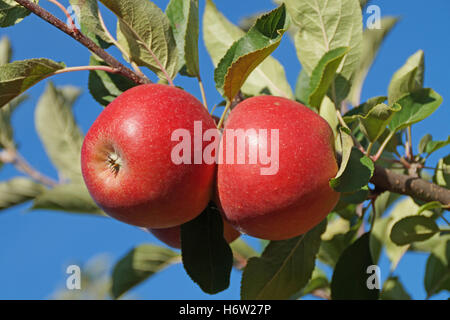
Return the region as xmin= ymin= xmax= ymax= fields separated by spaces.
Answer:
xmin=294 ymin=69 xmax=310 ymax=104
xmin=0 ymin=36 xmax=12 ymax=65
xmin=0 ymin=0 xmax=38 ymax=27
xmin=419 ymin=135 xmax=450 ymax=156
xmin=35 ymin=82 xmax=84 ymax=182
xmin=349 ymin=17 xmax=399 ymax=106
xmin=241 ymin=220 xmax=326 ymax=300
xmin=434 ymin=155 xmax=450 ymax=188
xmin=390 ymin=215 xmax=440 ymax=246
xmin=380 ymin=276 xmax=411 ymax=300
xmin=345 ymin=103 xmax=401 ymax=143
xmin=214 ymin=4 xmax=288 ymax=101
xmin=388 ymin=88 xmax=443 ymax=132
xmin=424 ymin=239 xmax=450 ymax=297
xmin=308 ymin=47 xmax=349 ymax=109
xmin=111 ymin=244 xmax=179 ymax=299
xmin=181 ymin=204 xmax=233 ymax=294
xmin=285 ymin=0 xmax=363 ymax=81
xmin=166 ymin=0 xmax=199 ymax=77
xmin=230 ymin=238 xmax=259 ymax=261
xmin=331 ymin=233 xmax=379 ymax=300
xmin=32 ymin=183 xmax=102 ymax=214
xmin=88 ymin=55 xmax=135 ymax=106
xmin=203 ymin=0 xmax=292 ymax=99
xmin=344 ymin=96 xmax=387 ymax=119
xmin=0 ymin=58 xmax=65 ymax=107
xmin=417 ymin=201 xmax=443 ymax=215
xmin=100 ymin=0 xmax=179 ymax=81
xmin=388 ymin=50 xmax=424 ymax=104
xmin=0 ymin=177 xmax=45 ymax=210
xmin=330 ymin=146 xmax=374 ymax=193
xmin=69 ymin=0 xmax=112 ymax=48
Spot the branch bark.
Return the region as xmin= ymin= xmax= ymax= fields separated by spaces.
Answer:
xmin=370 ymin=164 xmax=450 ymax=206
xmin=14 ymin=0 xmax=150 ymax=85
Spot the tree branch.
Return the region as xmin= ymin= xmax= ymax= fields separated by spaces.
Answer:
xmin=14 ymin=0 xmax=150 ymax=85
xmin=370 ymin=164 xmax=450 ymax=206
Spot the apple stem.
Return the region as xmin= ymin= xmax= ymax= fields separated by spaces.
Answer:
xmin=217 ymin=100 xmax=232 ymax=129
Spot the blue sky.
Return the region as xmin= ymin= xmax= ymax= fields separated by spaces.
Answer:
xmin=0 ymin=0 xmax=449 ymax=299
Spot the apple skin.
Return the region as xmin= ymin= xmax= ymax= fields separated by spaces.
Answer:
xmin=148 ymin=218 xmax=240 ymax=249
xmin=217 ymin=96 xmax=340 ymax=240
xmin=81 ymin=84 xmax=217 ymax=229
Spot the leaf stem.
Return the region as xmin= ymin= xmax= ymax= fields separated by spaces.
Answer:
xmin=217 ymin=100 xmax=232 ymax=130
xmin=97 ymin=7 xmax=148 ymax=80
xmin=13 ymin=0 xmax=149 ymax=85
xmin=0 ymin=148 xmax=57 ymax=187
xmin=372 ymin=130 xmax=395 ymax=162
xmin=197 ymin=77 xmax=208 ymax=110
xmin=336 ymin=110 xmax=366 ymax=153
xmin=406 ymin=126 xmax=413 ymax=161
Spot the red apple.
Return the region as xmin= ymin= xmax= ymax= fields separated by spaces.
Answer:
xmin=81 ymin=84 xmax=217 ymax=228
xmin=217 ymin=96 xmax=340 ymax=240
xmin=148 ymin=217 xmax=240 ymax=249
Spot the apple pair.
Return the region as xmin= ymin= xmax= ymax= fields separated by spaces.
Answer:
xmin=81 ymin=84 xmax=339 ymax=246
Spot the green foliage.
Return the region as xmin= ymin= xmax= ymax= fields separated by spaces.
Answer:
xmin=0 ymin=0 xmax=38 ymax=27
xmin=69 ymin=0 xmax=112 ymax=49
xmin=390 ymin=215 xmax=441 ymax=246
xmin=181 ymin=204 xmax=233 ymax=294
xmin=424 ymin=239 xmax=450 ymax=297
xmin=166 ymin=0 xmax=199 ymax=77
xmin=111 ymin=244 xmax=179 ymax=299
xmin=88 ymin=55 xmax=136 ymax=106
xmin=0 ymin=58 xmax=65 ymax=107
xmin=331 ymin=233 xmax=379 ymax=300
xmin=0 ymin=177 xmax=45 ymax=210
xmin=204 ymin=0 xmax=293 ymax=99
xmin=241 ymin=220 xmax=326 ymax=300
xmin=214 ymin=4 xmax=288 ymax=101
xmin=100 ymin=0 xmax=179 ymax=81
xmin=380 ymin=277 xmax=411 ymax=300
xmin=35 ymin=82 xmax=84 ymax=182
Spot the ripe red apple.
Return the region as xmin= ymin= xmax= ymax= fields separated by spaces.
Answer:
xmin=217 ymin=96 xmax=340 ymax=240
xmin=81 ymin=84 xmax=217 ymax=228
xmin=148 ymin=218 xmax=240 ymax=249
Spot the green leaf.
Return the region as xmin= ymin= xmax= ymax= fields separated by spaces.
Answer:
xmin=0 ymin=0 xmax=38 ymax=27
xmin=330 ymin=147 xmax=374 ymax=193
xmin=0 ymin=36 xmax=12 ymax=65
xmin=417 ymin=201 xmax=443 ymax=215
xmin=388 ymin=50 xmax=424 ymax=104
xmin=181 ymin=204 xmax=233 ymax=294
xmin=345 ymin=103 xmax=401 ymax=143
xmin=285 ymin=0 xmax=363 ymax=81
xmin=166 ymin=0 xmax=199 ymax=77
xmin=0 ymin=177 xmax=45 ymax=210
xmin=214 ymin=4 xmax=288 ymax=101
xmin=307 ymin=47 xmax=349 ymax=109
xmin=111 ymin=244 xmax=179 ymax=299
xmin=0 ymin=94 xmax=27 ymax=148
xmin=434 ymin=155 xmax=450 ymax=188
xmin=88 ymin=55 xmax=135 ymax=106
xmin=0 ymin=58 xmax=65 ymax=107
xmin=35 ymin=82 xmax=84 ymax=182
xmin=424 ymin=239 xmax=450 ymax=297
xmin=349 ymin=17 xmax=399 ymax=106
xmin=241 ymin=220 xmax=326 ymax=300
xmin=344 ymin=96 xmax=387 ymax=118
xmin=32 ymin=183 xmax=101 ymax=214
xmin=331 ymin=233 xmax=379 ymax=300
xmin=301 ymin=267 xmax=330 ymax=297
xmin=388 ymin=88 xmax=442 ymax=132
xmin=318 ymin=223 xmax=357 ymax=267
xmin=419 ymin=134 xmax=450 ymax=156
xmin=390 ymin=215 xmax=440 ymax=246
xmin=100 ymin=0 xmax=179 ymax=80
xmin=203 ymin=0 xmax=292 ymax=99
xmin=69 ymin=0 xmax=112 ymax=48
xmin=294 ymin=69 xmax=310 ymax=104
xmin=380 ymin=276 xmax=411 ymax=300
xmin=319 ymin=96 xmax=338 ymax=139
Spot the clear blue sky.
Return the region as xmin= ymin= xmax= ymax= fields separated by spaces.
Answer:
xmin=0 ymin=0 xmax=449 ymax=299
